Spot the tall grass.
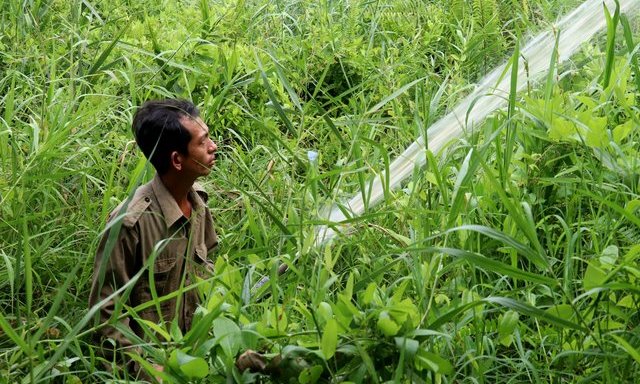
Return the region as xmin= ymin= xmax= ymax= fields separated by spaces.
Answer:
xmin=1 ymin=0 xmax=639 ymax=382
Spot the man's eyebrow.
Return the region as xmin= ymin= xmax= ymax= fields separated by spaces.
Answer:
xmin=197 ymin=130 xmax=208 ymax=140
xmin=195 ymin=119 xmax=210 ymax=134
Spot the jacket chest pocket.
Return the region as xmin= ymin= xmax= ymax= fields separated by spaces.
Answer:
xmin=148 ymin=237 xmax=187 ymax=294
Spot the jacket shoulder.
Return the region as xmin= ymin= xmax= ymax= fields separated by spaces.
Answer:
xmin=193 ymin=182 xmax=209 ymax=203
xmin=108 ymin=183 xmax=153 ymax=228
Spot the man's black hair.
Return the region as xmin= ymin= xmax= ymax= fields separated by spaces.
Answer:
xmin=132 ymin=99 xmax=200 ymax=175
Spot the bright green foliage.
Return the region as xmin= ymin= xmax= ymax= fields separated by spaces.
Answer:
xmin=168 ymin=349 xmax=209 ymax=379
xmin=1 ymin=0 xmax=640 ymax=383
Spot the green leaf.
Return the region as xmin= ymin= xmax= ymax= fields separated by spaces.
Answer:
xmin=618 ymin=295 xmax=635 ymax=308
xmin=129 ymin=354 xmax=171 ymax=383
xmin=579 ymin=113 xmax=607 ymax=148
xmin=317 ymin=301 xmax=333 ymax=324
xmin=299 ymin=365 xmax=323 ymax=384
xmin=414 ymin=348 xmax=453 ymax=374
xmin=612 ymin=120 xmax=633 ymax=144
xmin=213 ymin=316 xmax=241 ymax=357
xmin=544 ymin=304 xmax=574 ymax=321
xmin=169 ymin=349 xmax=209 ymax=379
xmin=583 ymin=261 xmax=606 ymax=291
xmin=321 ymin=318 xmax=338 ymax=360
xmin=600 ymin=245 xmax=618 ymax=269
xmin=344 ymin=272 xmax=354 ymax=300
xmin=389 ymin=298 xmax=419 ymax=328
xmin=548 ymin=117 xmax=576 ymax=142
xmin=377 ymin=311 xmax=401 ymax=336
xmin=362 ymin=283 xmax=379 ymax=306
xmin=394 ymin=337 xmax=419 ymax=358
xmin=170 ymin=318 xmax=183 ymax=342
xmin=137 ymin=319 xmax=171 ymax=342
xmin=498 ymin=310 xmax=519 ymax=346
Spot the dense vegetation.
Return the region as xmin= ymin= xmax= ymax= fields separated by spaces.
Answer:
xmin=1 ymin=0 xmax=640 ymax=382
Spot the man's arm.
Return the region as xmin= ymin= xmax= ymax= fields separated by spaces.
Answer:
xmin=89 ymin=222 xmax=140 ymax=353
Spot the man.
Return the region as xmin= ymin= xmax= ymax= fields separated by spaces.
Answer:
xmin=89 ymin=99 xmax=218 ymax=379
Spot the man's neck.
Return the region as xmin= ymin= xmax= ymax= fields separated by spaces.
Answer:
xmin=159 ymin=173 xmax=195 ymax=218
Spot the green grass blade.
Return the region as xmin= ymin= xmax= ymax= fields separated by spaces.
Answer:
xmin=479 ymin=160 xmax=548 ymax=268
xmin=0 ymin=311 xmax=30 ymax=354
xmin=365 ymin=77 xmax=424 ymax=115
xmin=601 ymin=2 xmax=620 ymax=89
xmin=255 ymin=52 xmax=298 ymax=137
xmin=611 ymin=334 xmax=640 ymax=365
xmin=32 ymin=263 xmax=147 ymax=381
xmin=31 ymin=261 xmax=83 ymax=344
xmin=433 ymin=246 xmax=555 ymax=285
xmin=443 ymin=225 xmax=549 ymax=271
xmin=427 ymin=300 xmax=486 ymax=330
xmin=86 ymin=24 xmax=129 ymax=79
xmin=619 ymin=15 xmax=640 ymax=92
xmin=447 ymin=148 xmax=476 ymax=228
xmin=503 ymin=37 xmax=519 ymax=175
xmin=268 ymin=49 xmax=302 ymax=112
xmin=484 ymin=297 xmax=586 ymax=331
xmin=543 ymin=31 xmax=560 ymax=122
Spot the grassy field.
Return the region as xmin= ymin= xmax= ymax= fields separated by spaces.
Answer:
xmin=1 ymin=0 xmax=640 ymax=382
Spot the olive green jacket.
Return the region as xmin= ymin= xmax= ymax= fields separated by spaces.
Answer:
xmin=89 ymin=174 xmax=217 ymax=355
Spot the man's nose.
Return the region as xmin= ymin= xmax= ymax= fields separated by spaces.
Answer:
xmin=209 ymin=139 xmax=217 ymax=152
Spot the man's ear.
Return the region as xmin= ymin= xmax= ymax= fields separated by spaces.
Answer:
xmin=170 ymin=151 xmax=183 ymax=171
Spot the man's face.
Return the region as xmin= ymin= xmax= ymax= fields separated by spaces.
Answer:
xmin=180 ymin=116 xmax=217 ymax=178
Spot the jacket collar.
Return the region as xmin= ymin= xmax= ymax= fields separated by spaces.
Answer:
xmin=150 ymin=174 xmax=206 ymax=228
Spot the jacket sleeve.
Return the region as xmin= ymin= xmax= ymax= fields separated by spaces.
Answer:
xmin=89 ymin=221 xmax=140 ymax=354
